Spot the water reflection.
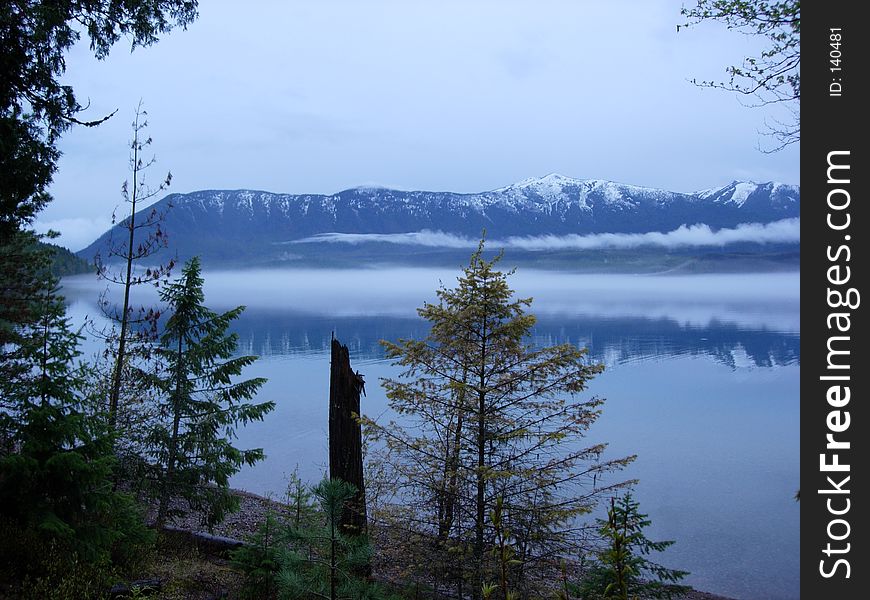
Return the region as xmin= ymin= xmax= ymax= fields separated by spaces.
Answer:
xmin=61 ymin=268 xmax=801 ymax=369
xmin=222 ymin=310 xmax=799 ymax=370
xmin=60 ymin=269 xmax=800 ymax=600
xmin=63 ymin=270 xmax=800 ymax=371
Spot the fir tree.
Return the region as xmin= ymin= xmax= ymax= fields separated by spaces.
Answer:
xmin=146 ymin=256 xmax=274 ymax=530
xmin=0 ymin=259 xmax=151 ymax=577
xmin=286 ymin=466 xmax=318 ymax=529
xmin=575 ymin=493 xmax=690 ymax=600
xmin=0 ymin=230 xmax=50 ymax=391
xmin=365 ymin=240 xmax=634 ymax=597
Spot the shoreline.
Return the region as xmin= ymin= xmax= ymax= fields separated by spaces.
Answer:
xmin=161 ymin=488 xmax=740 ymax=600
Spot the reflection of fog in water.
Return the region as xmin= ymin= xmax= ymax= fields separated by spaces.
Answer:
xmin=59 ymin=269 xmax=803 ymax=409
xmin=64 ymin=268 xmax=800 ymax=324
xmin=60 ymin=268 xmax=799 ymax=600
xmin=216 ymin=312 xmax=799 ymax=370
xmin=62 ymin=269 xmax=800 ymax=368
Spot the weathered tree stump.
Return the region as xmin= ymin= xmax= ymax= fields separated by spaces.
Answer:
xmin=328 ymin=336 xmax=368 ymax=539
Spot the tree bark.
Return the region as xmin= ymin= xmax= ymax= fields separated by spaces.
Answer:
xmin=328 ymin=337 xmax=368 ymax=539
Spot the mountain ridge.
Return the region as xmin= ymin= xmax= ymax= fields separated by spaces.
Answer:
xmin=78 ymin=174 xmax=800 ymax=268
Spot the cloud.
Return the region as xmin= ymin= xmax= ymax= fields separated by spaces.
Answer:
xmin=291 ymin=230 xmax=476 ymax=248
xmin=33 ymin=216 xmax=113 ymax=252
xmin=291 ymin=218 xmax=800 ymax=251
xmin=502 ymin=218 xmax=800 ymax=250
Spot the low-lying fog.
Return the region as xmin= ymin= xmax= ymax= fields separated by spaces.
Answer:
xmin=62 ymin=268 xmax=800 ymax=333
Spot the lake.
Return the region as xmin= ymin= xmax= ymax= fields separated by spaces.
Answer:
xmin=62 ymin=268 xmax=799 ymax=600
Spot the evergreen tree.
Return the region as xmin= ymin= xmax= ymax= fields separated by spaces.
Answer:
xmin=231 ymin=511 xmax=283 ymax=599
xmin=40 ymin=240 xmax=92 ymax=276
xmin=365 ymin=240 xmax=634 ymax=597
xmin=2 ymin=3 xmax=198 ymax=432
xmin=285 ymin=466 xmax=318 ymax=529
xmin=278 ymin=479 xmax=389 ymax=600
xmin=575 ymin=493 xmax=689 ymax=600
xmin=0 ymin=259 xmax=152 ymax=584
xmin=146 ymin=256 xmax=274 ymax=530
xmin=1 ymin=0 xmax=199 ymax=235
xmin=0 ymin=231 xmax=50 ymax=390
xmin=1 ymin=5 xmax=197 ymax=584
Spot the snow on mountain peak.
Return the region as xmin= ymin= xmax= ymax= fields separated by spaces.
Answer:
xmin=695 ymin=181 xmax=765 ymax=206
xmin=496 ymin=173 xmax=580 ymax=192
xmin=80 ymin=174 xmax=801 ymax=263
xmin=174 ymin=176 xmax=798 ymax=223
xmin=729 ymin=182 xmax=759 ymax=206
xmin=498 ymin=175 xmax=669 ymax=200
xmin=350 ymin=184 xmax=391 ymax=193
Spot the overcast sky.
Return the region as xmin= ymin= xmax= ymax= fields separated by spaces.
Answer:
xmin=37 ymin=0 xmax=800 ymax=251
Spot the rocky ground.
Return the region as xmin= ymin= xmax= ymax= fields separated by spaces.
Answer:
xmin=153 ymin=489 xmax=739 ymax=600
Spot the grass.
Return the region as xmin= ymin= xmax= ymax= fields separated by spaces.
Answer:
xmin=116 ymin=531 xmax=247 ymax=599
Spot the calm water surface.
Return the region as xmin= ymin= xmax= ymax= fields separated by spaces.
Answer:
xmin=63 ymin=269 xmax=799 ymax=600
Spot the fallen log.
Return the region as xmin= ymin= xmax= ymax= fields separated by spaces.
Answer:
xmin=160 ymin=525 xmax=245 ymax=557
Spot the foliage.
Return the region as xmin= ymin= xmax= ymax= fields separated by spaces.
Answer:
xmin=286 ymin=466 xmax=319 ymax=529
xmin=365 ymin=240 xmax=634 ymax=597
xmin=0 ymin=525 xmax=114 ymax=600
xmin=1 ymin=263 xmax=106 ymax=554
xmin=0 ymin=0 xmax=198 ymax=234
xmin=38 ymin=240 xmax=92 ymax=275
xmin=1 ymin=234 xmax=88 ymax=398
xmin=278 ymin=478 xmax=393 ymax=600
xmin=0 ymin=230 xmax=51 ymax=382
xmin=680 ymin=0 xmax=800 ymax=150
xmin=144 ymin=256 xmax=274 ymax=530
xmin=0 ymin=260 xmax=153 ymax=591
xmin=0 ymin=1 xmax=195 ymax=592
xmin=574 ymin=493 xmax=689 ymax=600
xmin=490 ymin=496 xmax=520 ymax=600
xmin=231 ymin=511 xmax=283 ymax=599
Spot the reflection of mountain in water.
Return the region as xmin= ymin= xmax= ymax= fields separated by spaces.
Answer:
xmin=231 ymin=310 xmax=799 ymax=369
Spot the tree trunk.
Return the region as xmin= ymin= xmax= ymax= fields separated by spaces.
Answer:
xmin=108 ymin=131 xmax=140 ymax=431
xmin=440 ymin=367 xmax=467 ymax=543
xmin=475 ymin=310 xmax=489 ymax=600
xmin=157 ymin=336 xmax=184 ymax=531
xmin=329 ymin=337 xmax=368 ymax=539
xmin=475 ymin=387 xmax=487 ymax=599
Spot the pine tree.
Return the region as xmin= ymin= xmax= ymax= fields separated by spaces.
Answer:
xmin=231 ymin=511 xmax=283 ymax=599
xmin=278 ymin=479 xmax=388 ymax=600
xmin=365 ymin=240 xmax=634 ymax=597
xmin=230 ymin=470 xmax=318 ymax=599
xmin=2 ymin=7 xmax=199 ymax=457
xmin=285 ymin=467 xmax=318 ymax=529
xmin=575 ymin=493 xmax=690 ymax=600
xmin=146 ymin=256 xmax=274 ymax=530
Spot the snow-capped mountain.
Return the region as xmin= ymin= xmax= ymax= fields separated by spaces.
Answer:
xmin=79 ymin=174 xmax=799 ymax=265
